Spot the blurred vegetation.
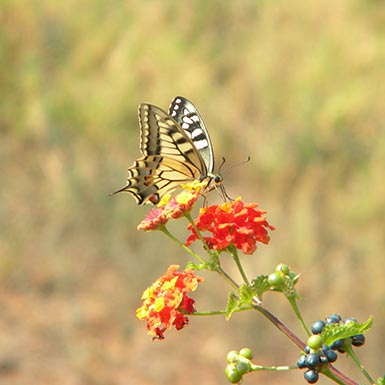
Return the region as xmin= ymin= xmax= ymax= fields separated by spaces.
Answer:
xmin=1 ymin=1 xmax=385 ymax=384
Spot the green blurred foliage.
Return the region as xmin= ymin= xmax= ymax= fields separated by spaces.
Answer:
xmin=1 ymin=1 xmax=385 ymax=384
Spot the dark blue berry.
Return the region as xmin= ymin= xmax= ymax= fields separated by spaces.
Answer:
xmin=306 ymin=353 xmax=321 ymax=369
xmin=304 ymin=345 xmax=311 ymax=354
xmin=324 ymin=349 xmax=338 ymax=362
xmin=325 ymin=314 xmax=341 ymax=324
xmin=311 ymin=320 xmax=325 ymax=334
xmin=321 ymin=344 xmax=330 ymax=353
xmin=297 ymin=355 xmax=307 ymax=369
xmin=304 ymin=369 xmax=319 ymax=383
xmin=352 ymin=334 xmax=365 ymax=347
xmin=330 ymin=339 xmax=343 ymax=350
xmin=320 ymin=355 xmax=329 ymax=364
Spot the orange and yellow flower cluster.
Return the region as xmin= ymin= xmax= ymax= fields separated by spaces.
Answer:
xmin=136 ymin=265 xmax=203 ymax=340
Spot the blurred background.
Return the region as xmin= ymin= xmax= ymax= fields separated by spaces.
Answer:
xmin=1 ymin=1 xmax=385 ymax=384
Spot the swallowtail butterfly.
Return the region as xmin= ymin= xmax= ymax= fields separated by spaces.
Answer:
xmin=113 ymin=96 xmax=223 ymax=204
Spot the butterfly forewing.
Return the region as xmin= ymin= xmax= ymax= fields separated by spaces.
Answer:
xmin=139 ymin=104 xmax=208 ymax=175
xmin=168 ymin=96 xmax=214 ymax=173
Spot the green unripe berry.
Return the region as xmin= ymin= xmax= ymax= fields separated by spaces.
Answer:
xmin=236 ymin=361 xmax=250 ymax=375
xmin=268 ymin=272 xmax=283 ymax=287
xmin=225 ymin=364 xmax=243 ymax=383
xmin=276 ymin=263 xmax=290 ymax=275
xmin=288 ymin=270 xmax=299 ymax=283
xmin=239 ymin=347 xmax=253 ymax=360
xmin=226 ymin=350 xmax=239 ymax=363
xmin=307 ymin=334 xmax=323 ymax=350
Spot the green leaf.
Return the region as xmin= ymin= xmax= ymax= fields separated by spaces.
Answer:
xmin=251 ymin=275 xmax=270 ymax=299
xmin=205 ymin=252 xmax=220 ymax=271
xmin=239 ymin=284 xmax=255 ymax=304
xmin=226 ymin=292 xmax=240 ymax=320
xmin=186 ymin=261 xmax=205 ymax=270
xmin=322 ymin=316 xmax=373 ymax=346
xmin=376 ymin=375 xmax=385 ymax=385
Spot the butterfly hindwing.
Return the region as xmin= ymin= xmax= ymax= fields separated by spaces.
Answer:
xmin=120 ymin=155 xmax=204 ymax=205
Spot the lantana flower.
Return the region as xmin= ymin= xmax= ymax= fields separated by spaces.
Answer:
xmin=137 ymin=189 xmax=200 ymax=231
xmin=136 ymin=265 xmax=203 ymax=340
xmin=186 ymin=197 xmax=275 ymax=255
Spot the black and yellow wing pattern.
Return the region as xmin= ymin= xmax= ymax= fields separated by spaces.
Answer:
xmin=114 ymin=96 xmax=219 ymax=205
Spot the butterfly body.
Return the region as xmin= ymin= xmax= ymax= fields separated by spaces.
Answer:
xmin=114 ymin=96 xmax=222 ymax=205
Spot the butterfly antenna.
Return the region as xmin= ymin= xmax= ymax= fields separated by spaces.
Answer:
xmin=215 ymin=156 xmax=251 ymax=202
xmin=220 ymin=155 xmax=251 ymax=175
xmin=218 ymin=157 xmax=226 ymax=174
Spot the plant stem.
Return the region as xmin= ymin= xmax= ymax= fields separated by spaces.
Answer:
xmin=184 ymin=212 xmax=212 ymax=254
xmin=345 ymin=344 xmax=374 ymax=384
xmin=250 ymin=364 xmax=298 ymax=372
xmin=160 ymin=226 xmax=205 ymax=264
xmin=216 ymin=265 xmax=240 ymax=290
xmin=252 ymin=300 xmax=359 ymax=385
xmin=229 ymin=245 xmax=250 ymax=285
xmin=192 ymin=306 xmax=252 ymax=316
xmin=288 ymin=297 xmax=311 ymax=336
xmin=252 ymin=299 xmax=306 ymax=350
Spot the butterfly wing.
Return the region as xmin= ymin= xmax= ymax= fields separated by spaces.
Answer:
xmin=139 ymin=103 xmax=208 ymax=174
xmin=168 ymin=96 xmax=215 ymax=173
xmin=113 ymin=102 xmax=210 ymax=204
xmin=114 ymin=155 xmax=206 ymax=205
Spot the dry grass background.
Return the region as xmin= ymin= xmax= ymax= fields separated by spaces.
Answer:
xmin=1 ymin=1 xmax=385 ymax=384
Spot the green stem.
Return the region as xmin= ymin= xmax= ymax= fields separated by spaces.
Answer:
xmin=345 ymin=344 xmax=374 ymax=384
xmin=191 ymin=306 xmax=252 ymax=316
xmin=321 ymin=365 xmax=359 ymax=385
xmin=250 ymin=364 xmax=297 ymax=372
xmin=229 ymin=245 xmax=249 ymax=285
xmin=216 ymin=265 xmax=240 ymax=290
xmin=288 ymin=297 xmax=311 ymax=336
xmin=184 ymin=212 xmax=213 ymax=255
xmin=160 ymin=226 xmax=205 ymax=264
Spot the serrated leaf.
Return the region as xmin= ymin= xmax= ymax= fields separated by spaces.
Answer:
xmin=225 ymin=292 xmax=240 ymax=320
xmin=239 ymin=284 xmax=255 ymax=304
xmin=251 ymin=275 xmax=270 ymax=299
xmin=322 ymin=317 xmax=373 ymax=346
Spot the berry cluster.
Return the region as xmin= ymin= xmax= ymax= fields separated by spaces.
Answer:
xmin=225 ymin=348 xmax=253 ymax=384
xmin=297 ymin=341 xmax=337 ymax=383
xmin=267 ymin=263 xmax=299 ymax=298
xmin=297 ymin=314 xmax=366 ymax=383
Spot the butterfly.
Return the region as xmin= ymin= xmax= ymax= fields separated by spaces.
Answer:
xmin=113 ymin=96 xmax=224 ymax=205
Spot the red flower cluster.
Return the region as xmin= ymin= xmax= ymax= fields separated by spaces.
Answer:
xmin=186 ymin=198 xmax=275 ymax=255
xmin=137 ymin=189 xmax=200 ymax=231
xmin=136 ymin=265 xmax=203 ymax=340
